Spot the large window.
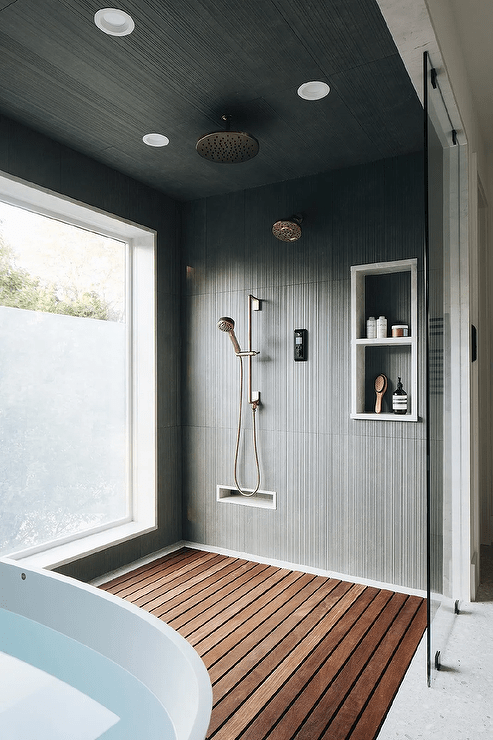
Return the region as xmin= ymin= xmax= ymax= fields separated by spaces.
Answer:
xmin=0 ymin=173 xmax=156 ymax=567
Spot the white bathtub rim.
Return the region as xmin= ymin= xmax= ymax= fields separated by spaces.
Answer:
xmin=0 ymin=557 xmax=212 ymax=740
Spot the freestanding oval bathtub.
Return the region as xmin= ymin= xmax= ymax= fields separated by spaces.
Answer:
xmin=0 ymin=558 xmax=212 ymax=739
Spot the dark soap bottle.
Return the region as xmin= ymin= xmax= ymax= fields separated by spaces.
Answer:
xmin=392 ymin=376 xmax=408 ymax=415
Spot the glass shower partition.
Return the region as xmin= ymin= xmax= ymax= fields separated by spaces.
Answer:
xmin=424 ymin=52 xmax=462 ymax=685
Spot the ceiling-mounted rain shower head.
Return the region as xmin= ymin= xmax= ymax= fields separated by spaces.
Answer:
xmin=272 ymin=214 xmax=303 ymax=242
xmin=217 ymin=316 xmax=242 ymax=354
xmin=196 ymin=115 xmax=259 ymax=163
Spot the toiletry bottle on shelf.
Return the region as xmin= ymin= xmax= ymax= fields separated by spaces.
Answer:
xmin=393 ymin=377 xmax=408 ymax=415
xmin=376 ymin=315 xmax=387 ymax=338
xmin=366 ymin=316 xmax=376 ymax=338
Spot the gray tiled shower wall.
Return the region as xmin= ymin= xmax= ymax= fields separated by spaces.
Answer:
xmin=182 ymin=152 xmax=426 ymax=591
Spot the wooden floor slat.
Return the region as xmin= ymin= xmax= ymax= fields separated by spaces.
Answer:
xmin=138 ymin=556 xmax=250 ymax=614
xmin=320 ymin=596 xmax=424 ymax=740
xmin=100 ymin=547 xmax=202 ymax=593
xmin=182 ymin=565 xmax=290 ymax=645
xmin=285 ymin=591 xmax=411 ymax=740
xmin=255 ymin=589 xmax=398 ymax=740
xmin=99 ymin=548 xmax=426 ymax=740
xmin=208 ymin=580 xmax=358 ymax=715
xmin=153 ymin=558 xmax=257 ymax=623
xmin=129 ymin=552 xmax=227 ymax=607
xmin=348 ymin=599 xmax=427 ymax=740
xmin=210 ymin=585 xmax=376 ymax=740
xmin=204 ymin=571 xmax=318 ymax=673
xmin=200 ymin=573 xmax=342 ymax=664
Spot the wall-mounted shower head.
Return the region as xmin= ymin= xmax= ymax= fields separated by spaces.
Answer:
xmin=272 ymin=213 xmax=303 ymax=242
xmin=197 ymin=115 xmax=259 ymax=163
xmin=217 ymin=316 xmax=242 ymax=354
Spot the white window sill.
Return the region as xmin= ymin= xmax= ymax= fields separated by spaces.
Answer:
xmin=7 ymin=522 xmax=157 ymax=571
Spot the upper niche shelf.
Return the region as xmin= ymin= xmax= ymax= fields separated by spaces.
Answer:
xmin=355 ymin=337 xmax=412 ymax=345
xmin=350 ymin=258 xmax=418 ymax=421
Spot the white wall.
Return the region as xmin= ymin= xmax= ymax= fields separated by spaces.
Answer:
xmin=378 ymin=0 xmax=493 ymax=599
xmin=424 ymin=0 xmax=493 ymax=594
xmin=378 ymin=0 xmax=490 ymax=194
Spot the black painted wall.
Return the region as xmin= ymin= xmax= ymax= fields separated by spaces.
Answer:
xmin=0 ymin=114 xmax=182 ymax=581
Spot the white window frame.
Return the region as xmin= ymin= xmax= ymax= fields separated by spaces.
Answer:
xmin=0 ymin=171 xmax=157 ymax=569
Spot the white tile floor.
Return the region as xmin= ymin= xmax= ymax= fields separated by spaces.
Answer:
xmin=379 ymin=546 xmax=493 ymax=739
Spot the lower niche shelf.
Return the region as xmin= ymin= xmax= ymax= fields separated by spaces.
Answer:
xmin=217 ymin=485 xmax=277 ymax=509
xmin=350 ymin=412 xmax=417 ymax=421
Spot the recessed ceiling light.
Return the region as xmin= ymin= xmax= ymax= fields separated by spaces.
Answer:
xmin=142 ymin=133 xmax=170 ymax=147
xmin=297 ymin=81 xmax=330 ymax=101
xmin=94 ymin=8 xmax=135 ymax=36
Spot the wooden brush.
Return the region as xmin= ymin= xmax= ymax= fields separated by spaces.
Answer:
xmin=374 ymin=373 xmax=388 ymax=413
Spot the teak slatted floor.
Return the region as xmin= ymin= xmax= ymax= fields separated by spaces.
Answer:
xmin=99 ymin=548 xmax=426 ymax=740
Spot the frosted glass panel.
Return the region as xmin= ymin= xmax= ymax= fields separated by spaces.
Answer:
xmin=0 ymin=201 xmax=128 ymax=556
xmin=0 ymin=307 xmax=127 ymax=555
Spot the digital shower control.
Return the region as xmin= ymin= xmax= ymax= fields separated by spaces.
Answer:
xmin=294 ymin=329 xmax=307 ymax=361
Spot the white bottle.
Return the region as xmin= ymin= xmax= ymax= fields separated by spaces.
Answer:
xmin=376 ymin=315 xmax=387 ymax=338
xmin=366 ymin=316 xmax=376 ymax=338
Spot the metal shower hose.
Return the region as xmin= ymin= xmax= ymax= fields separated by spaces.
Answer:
xmin=234 ymin=355 xmax=260 ymax=496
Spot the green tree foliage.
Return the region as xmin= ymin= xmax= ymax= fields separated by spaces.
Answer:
xmin=0 ymin=237 xmax=110 ymax=320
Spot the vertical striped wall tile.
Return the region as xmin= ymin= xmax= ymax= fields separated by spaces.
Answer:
xmin=182 ymin=152 xmax=426 ymax=590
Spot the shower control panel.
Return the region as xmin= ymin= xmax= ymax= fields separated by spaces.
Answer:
xmin=294 ymin=329 xmax=307 ymax=361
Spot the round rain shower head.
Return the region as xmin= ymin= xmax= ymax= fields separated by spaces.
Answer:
xmin=272 ymin=214 xmax=303 ymax=242
xmin=196 ymin=115 xmax=259 ymax=163
xmin=217 ymin=317 xmax=235 ymax=332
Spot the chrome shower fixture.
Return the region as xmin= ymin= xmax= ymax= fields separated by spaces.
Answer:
xmin=272 ymin=213 xmax=303 ymax=242
xmin=196 ymin=114 xmax=259 ymax=163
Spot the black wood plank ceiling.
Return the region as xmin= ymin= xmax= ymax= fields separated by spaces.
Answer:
xmin=0 ymin=0 xmax=423 ymax=201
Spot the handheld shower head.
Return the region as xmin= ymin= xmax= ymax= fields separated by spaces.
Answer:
xmin=217 ymin=317 xmax=234 ymax=332
xmin=217 ymin=316 xmax=241 ymax=354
